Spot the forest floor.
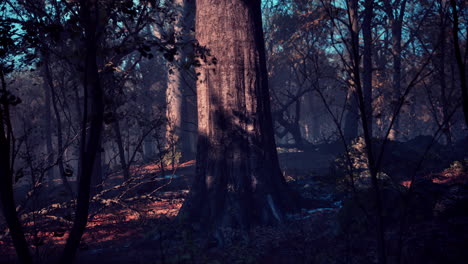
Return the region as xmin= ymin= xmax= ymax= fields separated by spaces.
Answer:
xmin=1 ymin=137 xmax=468 ymax=263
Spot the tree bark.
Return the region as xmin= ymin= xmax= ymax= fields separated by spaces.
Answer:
xmin=179 ymin=0 xmax=298 ymax=231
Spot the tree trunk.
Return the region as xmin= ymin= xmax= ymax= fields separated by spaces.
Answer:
xmin=165 ymin=58 xmax=183 ymax=160
xmin=59 ymin=0 xmax=104 ymax=262
xmin=165 ymin=0 xmax=196 ymax=162
xmin=309 ymin=93 xmax=320 ymax=142
xmin=384 ymin=0 xmax=407 ymax=140
xmin=183 ymin=89 xmax=198 ymax=159
xmin=91 ymin=141 xmax=103 ymax=195
xmin=344 ymin=84 xmax=359 ymax=141
xmin=179 ymin=0 xmax=298 ymax=231
xmin=438 ymin=18 xmax=452 ymax=145
xmin=347 ymin=0 xmax=386 ymax=263
xmin=44 ymin=55 xmax=74 ymax=195
xmin=142 ymin=91 xmax=155 ymax=161
xmin=180 ymin=0 xmax=197 ymax=161
xmin=389 ymin=21 xmax=402 ymax=140
xmin=375 ymin=33 xmax=390 ymax=138
xmin=113 ymin=120 xmax=130 ymax=180
xmin=43 ymin=67 xmax=55 ymax=183
xmin=344 ymin=0 xmax=361 ymax=142
xmin=362 ymin=0 xmax=373 ymax=138
xmin=450 ymin=0 xmax=468 ymax=127
xmin=0 ymin=70 xmax=32 ymax=264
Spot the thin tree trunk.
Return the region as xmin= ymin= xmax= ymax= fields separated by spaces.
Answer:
xmin=113 ymin=120 xmax=129 ymax=180
xmin=375 ymin=32 xmax=390 ymax=138
xmin=142 ymin=92 xmax=154 ymax=161
xmin=343 ymin=0 xmax=361 ymax=142
xmin=310 ymin=94 xmax=320 ymax=142
xmin=389 ymin=22 xmax=402 ymax=140
xmin=344 ymin=86 xmax=359 ymax=141
xmin=384 ymin=0 xmax=407 ymax=140
xmin=293 ymin=99 xmax=304 ymax=148
xmin=59 ymin=0 xmax=104 ymax=262
xmin=362 ymin=0 xmax=373 ymax=137
xmin=0 ymin=69 xmax=32 ymax=264
xmin=348 ymin=0 xmax=386 ymax=263
xmin=438 ymin=19 xmax=452 ymax=145
xmin=91 ymin=140 xmax=103 ymax=195
xmin=450 ymin=0 xmax=468 ymax=127
xmin=43 ymin=67 xmax=55 ymax=183
xmin=44 ymin=55 xmax=74 ymax=195
xmin=74 ymin=83 xmax=83 ymax=185
xmin=275 ymin=112 xmax=306 ymax=149
xmin=179 ymin=0 xmax=299 ymax=231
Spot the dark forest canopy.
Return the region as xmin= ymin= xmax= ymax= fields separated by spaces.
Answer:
xmin=0 ymin=0 xmax=467 ymax=263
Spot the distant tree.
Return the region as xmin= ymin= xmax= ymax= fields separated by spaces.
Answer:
xmin=165 ymin=0 xmax=197 ymax=162
xmin=382 ymin=0 xmax=408 ymax=140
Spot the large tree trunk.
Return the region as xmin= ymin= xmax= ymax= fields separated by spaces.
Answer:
xmin=179 ymin=0 xmax=298 ymax=231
